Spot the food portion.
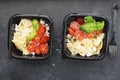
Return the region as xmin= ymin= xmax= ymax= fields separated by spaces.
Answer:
xmin=12 ymin=18 xmax=50 ymax=56
xmin=66 ymin=16 xmax=105 ymax=57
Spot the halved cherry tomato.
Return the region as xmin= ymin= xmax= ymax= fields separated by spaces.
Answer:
xmin=70 ymin=21 xmax=80 ymax=31
xmin=39 ymin=44 xmax=49 ymax=54
xmin=68 ymin=28 xmax=74 ymax=36
xmin=35 ymin=46 xmax=41 ymax=55
xmin=40 ymin=35 xmax=49 ymax=44
xmin=74 ymin=30 xmax=84 ymax=41
xmin=27 ymin=43 xmax=36 ymax=52
xmin=76 ymin=18 xmax=85 ymax=25
xmin=37 ymin=26 xmax=46 ymax=36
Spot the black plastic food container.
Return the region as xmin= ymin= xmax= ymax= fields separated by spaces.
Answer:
xmin=8 ymin=14 xmax=53 ymax=59
xmin=63 ymin=13 xmax=109 ymax=59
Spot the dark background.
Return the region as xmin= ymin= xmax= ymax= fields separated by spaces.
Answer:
xmin=0 ymin=0 xmax=120 ymax=80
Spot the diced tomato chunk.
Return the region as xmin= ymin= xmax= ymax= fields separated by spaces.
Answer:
xmin=27 ymin=43 xmax=36 ymax=52
xmin=74 ymin=30 xmax=84 ymax=41
xmin=39 ymin=44 xmax=49 ymax=54
xmin=35 ymin=46 xmax=41 ymax=55
xmin=37 ymin=26 xmax=46 ymax=36
xmin=40 ymin=35 xmax=50 ymax=44
xmin=33 ymin=36 xmax=40 ymax=43
xmin=28 ymin=41 xmax=36 ymax=45
xmin=95 ymin=30 xmax=103 ymax=35
xmin=85 ymin=31 xmax=96 ymax=38
xmin=68 ymin=28 xmax=74 ymax=36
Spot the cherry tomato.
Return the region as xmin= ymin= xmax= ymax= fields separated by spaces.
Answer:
xmin=37 ymin=26 xmax=46 ymax=36
xmin=35 ymin=33 xmax=42 ymax=38
xmin=35 ymin=46 xmax=41 ymax=55
xmin=68 ymin=28 xmax=74 ymax=36
xmin=28 ymin=41 xmax=36 ymax=45
xmin=76 ymin=18 xmax=85 ymax=25
xmin=40 ymin=35 xmax=49 ymax=44
xmin=38 ymin=22 xmax=42 ymax=27
xmin=33 ymin=36 xmax=40 ymax=43
xmin=27 ymin=44 xmax=36 ymax=52
xmin=74 ymin=30 xmax=84 ymax=41
xmin=39 ymin=44 xmax=49 ymax=54
xmin=70 ymin=21 xmax=80 ymax=31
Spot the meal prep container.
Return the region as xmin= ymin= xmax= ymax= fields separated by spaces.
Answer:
xmin=63 ymin=13 xmax=109 ymax=59
xmin=8 ymin=14 xmax=53 ymax=59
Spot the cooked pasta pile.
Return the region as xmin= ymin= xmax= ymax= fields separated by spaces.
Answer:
xmin=66 ymin=33 xmax=104 ymax=57
xmin=12 ymin=19 xmax=34 ymax=55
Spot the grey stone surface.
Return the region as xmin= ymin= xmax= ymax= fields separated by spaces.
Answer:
xmin=0 ymin=0 xmax=120 ymax=80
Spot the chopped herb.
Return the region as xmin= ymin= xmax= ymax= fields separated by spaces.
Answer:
xmin=73 ymin=38 xmax=76 ymax=42
xmin=94 ymin=35 xmax=97 ymax=38
xmin=26 ymin=43 xmax=28 ymax=46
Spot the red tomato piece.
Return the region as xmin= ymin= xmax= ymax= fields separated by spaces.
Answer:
xmin=33 ymin=36 xmax=40 ymax=43
xmin=39 ymin=44 xmax=49 ymax=55
xmin=70 ymin=21 xmax=80 ymax=31
xmin=35 ymin=33 xmax=42 ymax=38
xmin=27 ymin=43 xmax=36 ymax=53
xmin=37 ymin=26 xmax=46 ymax=36
xmin=76 ymin=18 xmax=85 ymax=25
xmin=35 ymin=46 xmax=41 ymax=55
xmin=38 ymin=22 xmax=42 ymax=27
xmin=40 ymin=35 xmax=50 ymax=44
xmin=86 ymin=32 xmax=96 ymax=38
xmin=95 ymin=30 xmax=103 ymax=35
xmin=68 ymin=28 xmax=74 ymax=36
xmin=74 ymin=30 xmax=84 ymax=41
xmin=28 ymin=41 xmax=36 ymax=45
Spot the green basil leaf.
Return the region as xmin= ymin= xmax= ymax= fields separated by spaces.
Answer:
xmin=32 ymin=19 xmax=39 ymax=31
xmin=84 ymin=16 xmax=95 ymax=23
xmin=28 ymin=29 xmax=36 ymax=41
xmin=95 ymin=21 xmax=105 ymax=31
xmin=80 ymin=22 xmax=96 ymax=33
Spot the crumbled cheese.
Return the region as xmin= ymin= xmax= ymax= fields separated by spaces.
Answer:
xmin=31 ymin=52 xmax=35 ymax=56
xmin=86 ymin=52 xmax=92 ymax=57
xmin=40 ymin=19 xmax=45 ymax=25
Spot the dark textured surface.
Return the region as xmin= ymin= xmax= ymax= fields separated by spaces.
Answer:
xmin=0 ymin=0 xmax=120 ymax=80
